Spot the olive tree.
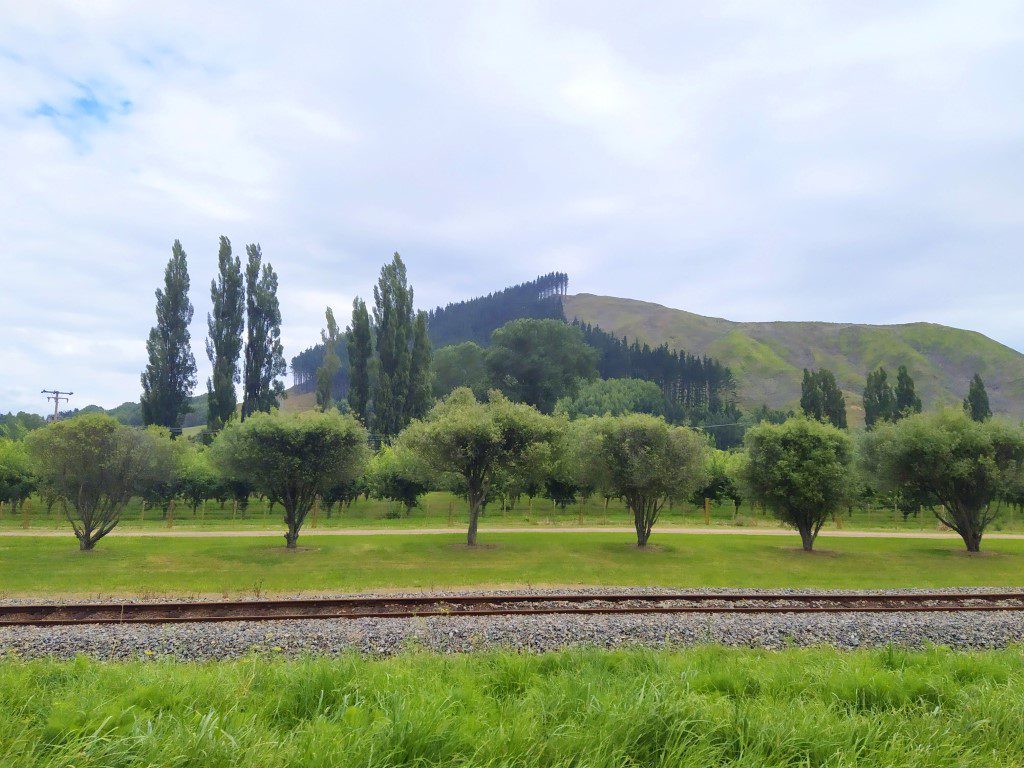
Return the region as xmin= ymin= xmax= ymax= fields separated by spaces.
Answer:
xmin=739 ymin=417 xmax=853 ymax=551
xmin=394 ymin=388 xmax=558 ymax=545
xmin=580 ymin=413 xmax=707 ymax=547
xmin=213 ymin=410 xmax=369 ymax=548
xmin=860 ymin=409 xmax=1024 ymax=552
xmin=26 ymin=413 xmax=155 ymax=550
xmin=365 ymin=445 xmax=432 ymax=515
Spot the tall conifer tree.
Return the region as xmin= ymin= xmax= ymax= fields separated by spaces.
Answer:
xmin=205 ymin=236 xmax=245 ymax=431
xmin=862 ymin=366 xmax=895 ymax=429
xmin=372 ymin=252 xmax=414 ymax=437
xmin=406 ymin=310 xmax=433 ymax=420
xmin=141 ymin=240 xmax=197 ymax=429
xmin=801 ymin=368 xmax=846 ymax=429
xmin=241 ymin=244 xmax=286 ymax=419
xmin=347 ymin=297 xmax=373 ymax=425
xmin=316 ymin=307 xmax=342 ymax=412
xmin=894 ymin=365 xmax=922 ymax=418
xmin=963 ymin=373 xmax=992 ymax=422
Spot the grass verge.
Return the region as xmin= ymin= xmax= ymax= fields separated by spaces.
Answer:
xmin=2 ymin=532 xmax=1024 ymax=595
xmin=3 ymin=646 xmax=1024 ymax=766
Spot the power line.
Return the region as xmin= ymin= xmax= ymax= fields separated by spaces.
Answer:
xmin=40 ymin=389 xmax=73 ymax=422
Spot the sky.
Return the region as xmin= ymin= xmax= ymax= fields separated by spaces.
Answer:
xmin=2 ymin=1 xmax=1023 ymax=415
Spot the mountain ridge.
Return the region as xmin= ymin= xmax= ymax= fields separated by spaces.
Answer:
xmin=563 ymin=293 xmax=1024 ymax=421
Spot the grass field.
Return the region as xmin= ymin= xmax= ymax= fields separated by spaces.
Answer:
xmin=3 ymin=532 xmax=1024 ymax=595
xmin=4 ymin=491 xmax=1023 ymax=534
xmin=3 ymin=646 xmax=1024 ymax=766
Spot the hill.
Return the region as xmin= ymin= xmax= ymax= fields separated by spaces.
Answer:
xmin=563 ymin=294 xmax=1024 ymax=421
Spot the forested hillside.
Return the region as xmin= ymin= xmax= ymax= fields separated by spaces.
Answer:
xmin=564 ymin=294 xmax=1024 ymax=419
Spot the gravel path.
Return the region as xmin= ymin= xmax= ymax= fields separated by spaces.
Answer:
xmin=4 ymin=587 xmax=1024 ymax=659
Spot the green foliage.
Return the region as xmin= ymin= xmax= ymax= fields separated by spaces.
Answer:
xmin=212 ymin=410 xmax=369 ymax=547
xmin=373 ymin=252 xmax=415 ymax=437
xmin=862 ymin=366 xmax=895 ymax=429
xmin=241 ymin=243 xmax=286 ymax=419
xmin=800 ymin=367 xmax=847 ymax=428
xmin=346 ymin=297 xmax=373 ymax=425
xmin=894 ymin=365 xmax=922 ymax=417
xmin=177 ymin=446 xmax=222 ymax=514
xmin=740 ymin=417 xmax=853 ymax=550
xmin=554 ymin=377 xmax=665 ymax=419
xmin=860 ymin=409 xmax=1024 ymax=551
xmin=486 ymin=318 xmax=599 ymax=413
xmin=431 ymin=341 xmax=489 ymax=400
xmin=0 ymin=411 xmax=46 ymax=440
xmin=407 ymin=310 xmax=433 ymax=420
xmin=365 ymin=445 xmax=431 ymax=513
xmin=578 ymin=414 xmax=707 ymax=546
xmin=140 ymin=239 xmax=197 ymax=429
xmin=205 ymin=236 xmax=245 ymax=432
xmin=25 ymin=414 xmax=156 ymax=549
xmin=315 ymin=306 xmax=343 ymax=412
xmin=0 ymin=438 xmax=34 ymax=509
xmin=692 ymin=449 xmax=743 ymax=508
xmin=963 ymin=373 xmax=992 ymax=422
xmin=394 ymin=388 xmax=558 ymax=544
xmin=134 ymin=426 xmax=188 ymax=513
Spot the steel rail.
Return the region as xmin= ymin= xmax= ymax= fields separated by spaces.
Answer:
xmin=3 ymin=592 xmax=1024 ymax=627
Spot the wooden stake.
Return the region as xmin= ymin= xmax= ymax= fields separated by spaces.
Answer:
xmin=166 ymin=498 xmax=175 ymax=529
xmin=703 ymin=498 xmax=711 ymax=525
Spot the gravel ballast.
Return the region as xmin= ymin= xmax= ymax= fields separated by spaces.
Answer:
xmin=3 ymin=587 xmax=1024 ymax=660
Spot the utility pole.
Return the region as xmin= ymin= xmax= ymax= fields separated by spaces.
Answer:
xmin=41 ymin=389 xmax=73 ymax=421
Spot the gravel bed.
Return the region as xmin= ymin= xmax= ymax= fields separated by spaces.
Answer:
xmin=3 ymin=587 xmax=1024 ymax=659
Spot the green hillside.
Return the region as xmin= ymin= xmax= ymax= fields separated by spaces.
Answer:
xmin=563 ymin=294 xmax=1024 ymax=421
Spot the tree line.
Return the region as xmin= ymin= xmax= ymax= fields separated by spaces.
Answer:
xmin=5 ymin=389 xmax=1023 ymax=554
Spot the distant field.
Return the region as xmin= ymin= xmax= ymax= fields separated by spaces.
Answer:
xmin=5 ymin=491 xmax=1023 ymax=534
xmin=4 ymin=647 xmax=1024 ymax=767
xmin=2 ymin=532 xmax=1024 ymax=595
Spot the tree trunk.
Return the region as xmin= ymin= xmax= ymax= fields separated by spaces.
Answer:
xmin=632 ymin=504 xmax=651 ymax=547
xmin=78 ymin=533 xmax=96 ymax=551
xmin=960 ymin=528 xmax=982 ymax=553
xmin=467 ymin=494 xmax=481 ymax=546
xmin=798 ymin=525 xmax=815 ymax=552
xmin=284 ymin=507 xmax=300 ymax=549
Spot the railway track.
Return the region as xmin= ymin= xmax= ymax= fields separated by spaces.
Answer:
xmin=3 ymin=592 xmax=1024 ymax=627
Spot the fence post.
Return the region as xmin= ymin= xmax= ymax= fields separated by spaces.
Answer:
xmin=166 ymin=498 xmax=175 ymax=529
xmin=447 ymin=499 xmax=454 ymax=526
xmin=703 ymin=497 xmax=711 ymax=525
xmin=22 ymin=497 xmax=31 ymax=529
xmin=312 ymin=497 xmax=320 ymax=529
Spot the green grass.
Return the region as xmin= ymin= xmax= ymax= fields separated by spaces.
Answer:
xmin=5 ymin=491 xmax=1024 ymax=533
xmin=4 ymin=647 xmax=1024 ymax=766
xmin=3 ymin=532 xmax=1024 ymax=596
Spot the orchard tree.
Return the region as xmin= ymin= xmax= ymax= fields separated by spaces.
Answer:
xmin=141 ymin=239 xmax=197 ymax=429
xmin=365 ymin=445 xmax=431 ymax=515
xmin=26 ymin=414 xmax=155 ymax=550
xmin=0 ymin=439 xmax=35 ymax=513
xmin=394 ymin=388 xmax=558 ymax=545
xmin=963 ymin=374 xmax=992 ymax=422
xmin=206 ymin=236 xmax=245 ymax=432
xmin=135 ymin=426 xmax=188 ymax=516
xmin=316 ymin=306 xmax=343 ymax=412
xmin=432 ymin=342 xmax=489 ymax=399
xmin=739 ymin=417 xmax=852 ymax=551
xmin=582 ymin=413 xmax=707 ymax=547
xmin=213 ymin=410 xmax=369 ymax=548
xmin=485 ymin=319 xmax=599 ymax=413
xmin=178 ymin=445 xmax=223 ymax=516
xmin=860 ymin=409 xmax=1024 ymax=552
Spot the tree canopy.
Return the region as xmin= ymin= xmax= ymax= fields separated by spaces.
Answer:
xmin=963 ymin=374 xmax=992 ymax=422
xmin=800 ymin=368 xmax=847 ymax=429
xmin=205 ymin=235 xmax=245 ymax=432
xmin=554 ymin=377 xmax=665 ymax=419
xmin=432 ymin=342 xmax=489 ymax=400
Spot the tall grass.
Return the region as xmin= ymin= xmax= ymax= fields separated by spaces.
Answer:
xmin=3 ymin=646 xmax=1024 ymax=766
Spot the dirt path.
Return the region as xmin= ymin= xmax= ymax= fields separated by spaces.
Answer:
xmin=0 ymin=526 xmax=1017 ymax=540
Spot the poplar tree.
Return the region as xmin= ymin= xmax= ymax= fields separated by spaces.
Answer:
xmin=347 ymin=297 xmax=373 ymax=425
xmin=205 ymin=236 xmax=245 ymax=432
xmin=894 ymin=365 xmax=922 ymax=418
xmin=863 ymin=366 xmax=895 ymax=429
xmin=316 ymin=307 xmax=342 ymax=412
xmin=406 ymin=310 xmax=433 ymax=420
xmin=800 ymin=368 xmax=847 ymax=429
xmin=963 ymin=374 xmax=992 ymax=422
xmin=141 ymin=240 xmax=197 ymax=429
xmin=241 ymin=244 xmax=286 ymax=419
xmin=372 ymin=253 xmax=414 ymax=437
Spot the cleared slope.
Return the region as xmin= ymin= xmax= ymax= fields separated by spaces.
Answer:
xmin=564 ymin=294 xmax=1024 ymax=419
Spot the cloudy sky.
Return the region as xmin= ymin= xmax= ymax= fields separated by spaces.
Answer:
xmin=2 ymin=1 xmax=1023 ymax=414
